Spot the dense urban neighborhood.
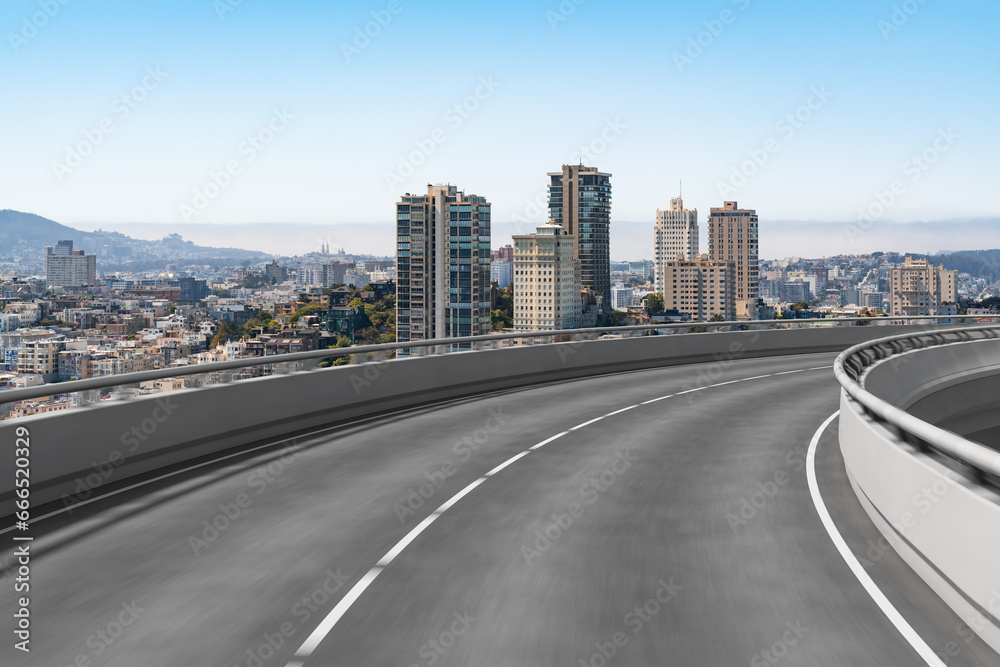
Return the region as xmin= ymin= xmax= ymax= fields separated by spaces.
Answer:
xmin=0 ymin=209 xmax=997 ymax=419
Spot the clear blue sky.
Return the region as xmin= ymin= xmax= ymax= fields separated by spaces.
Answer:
xmin=1 ymin=0 xmax=998 ymax=239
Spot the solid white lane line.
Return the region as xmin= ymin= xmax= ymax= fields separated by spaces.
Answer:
xmin=569 ymin=416 xmax=605 ymax=431
xmin=641 ymin=395 xmax=673 ymax=405
xmin=290 ymin=566 xmax=384 ymax=660
xmin=713 ymin=379 xmax=741 ymax=386
xmin=530 ymin=431 xmax=568 ymax=450
xmin=485 ymin=453 xmax=530 ymax=477
xmin=285 ymin=361 xmax=835 ymax=664
xmin=775 ymin=369 xmax=805 ymax=375
xmin=435 ymin=477 xmax=489 ymax=511
xmin=740 ymin=374 xmax=773 ymax=382
xmin=806 ymin=412 xmax=946 ymax=667
xmin=376 ymin=515 xmax=439 ymax=568
xmin=806 ymin=365 xmax=833 ymax=371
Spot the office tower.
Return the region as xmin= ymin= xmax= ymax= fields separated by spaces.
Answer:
xmin=513 ymin=224 xmax=581 ymax=331
xmin=547 ymin=164 xmax=612 ymax=308
xmin=396 ymin=185 xmax=491 ymax=349
xmin=707 ymin=201 xmax=759 ymax=319
xmin=45 ymin=240 xmax=97 ymax=287
xmin=890 ymin=256 xmax=958 ymax=316
xmin=659 ymin=254 xmax=734 ymax=321
xmin=654 ymin=197 xmax=699 ymax=295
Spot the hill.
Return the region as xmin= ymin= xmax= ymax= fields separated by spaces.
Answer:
xmin=0 ymin=210 xmax=267 ymax=266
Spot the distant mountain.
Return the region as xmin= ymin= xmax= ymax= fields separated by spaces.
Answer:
xmin=0 ymin=210 xmax=267 ymax=262
xmin=0 ymin=209 xmax=98 ymax=248
xmin=913 ymin=249 xmax=1000 ymax=282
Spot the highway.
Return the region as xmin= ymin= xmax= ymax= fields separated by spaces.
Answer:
xmin=2 ymin=351 xmax=997 ymax=666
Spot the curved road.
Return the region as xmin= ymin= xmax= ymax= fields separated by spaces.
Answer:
xmin=2 ymin=352 xmax=997 ymax=666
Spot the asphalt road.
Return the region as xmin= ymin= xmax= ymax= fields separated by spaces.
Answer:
xmin=1 ymin=352 xmax=996 ymax=666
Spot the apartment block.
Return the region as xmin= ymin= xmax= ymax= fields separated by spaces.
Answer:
xmin=396 ymin=185 xmax=491 ymax=350
xmin=45 ymin=240 xmax=97 ymax=288
xmin=707 ymin=201 xmax=758 ymax=318
xmin=659 ymin=254 xmax=735 ymax=321
xmin=548 ymin=165 xmax=612 ymax=308
xmin=890 ymin=256 xmax=958 ymax=316
xmin=513 ymin=224 xmax=581 ymax=331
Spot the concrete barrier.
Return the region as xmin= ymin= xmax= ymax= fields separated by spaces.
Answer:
xmin=839 ymin=337 xmax=1000 ymax=654
xmin=1 ymin=324 xmax=915 ymax=512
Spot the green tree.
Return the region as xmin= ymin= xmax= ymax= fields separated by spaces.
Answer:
xmin=289 ymin=304 xmax=324 ymax=324
xmin=644 ymin=293 xmax=665 ymax=315
xmin=210 ymin=321 xmax=240 ymax=348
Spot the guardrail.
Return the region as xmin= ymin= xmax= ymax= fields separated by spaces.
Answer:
xmin=833 ymin=324 xmax=1000 ymax=485
xmin=2 ymin=315 xmax=994 ymax=409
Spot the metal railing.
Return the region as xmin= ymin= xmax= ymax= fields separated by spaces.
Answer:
xmin=833 ymin=324 xmax=1000 ymax=485
xmin=1 ymin=314 xmax=996 ymax=410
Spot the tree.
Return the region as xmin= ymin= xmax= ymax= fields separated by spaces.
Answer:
xmin=644 ymin=293 xmax=665 ymax=315
xmin=289 ymin=304 xmax=324 ymax=324
xmin=210 ymin=321 xmax=240 ymax=348
xmin=491 ymin=285 xmax=514 ymax=330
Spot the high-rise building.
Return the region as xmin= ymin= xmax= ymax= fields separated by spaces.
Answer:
xmin=513 ymin=224 xmax=581 ymax=331
xmin=658 ymin=254 xmax=734 ymax=321
xmin=491 ymin=261 xmax=513 ymax=289
xmin=890 ymin=256 xmax=958 ymax=316
xmin=547 ymin=164 xmax=612 ymax=308
xmin=707 ymin=201 xmax=758 ymax=319
xmin=396 ymin=185 xmax=491 ymax=349
xmin=45 ymin=240 xmax=96 ymax=288
xmin=654 ymin=198 xmax=699 ymax=295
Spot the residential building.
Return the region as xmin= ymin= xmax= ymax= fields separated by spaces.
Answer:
xmin=513 ymin=223 xmax=582 ymax=331
xmin=58 ymin=349 xmax=91 ymax=381
xmin=658 ymin=254 xmax=735 ymax=321
xmin=707 ymin=201 xmax=759 ymax=319
xmin=889 ymin=256 xmax=958 ymax=316
xmin=654 ymin=198 xmax=699 ymax=295
xmin=45 ymin=240 xmax=97 ymax=288
xmin=493 ymin=245 xmax=514 ymax=263
xmin=17 ymin=338 xmax=74 ymax=382
xmin=396 ymin=184 xmax=492 ymax=350
xmin=611 ymin=286 xmax=636 ymax=310
xmin=264 ymin=261 xmax=289 ymax=284
xmin=491 ymin=261 xmax=513 ymax=289
xmin=178 ymin=277 xmax=209 ymax=301
xmin=783 ymin=282 xmax=808 ymax=304
xmin=861 ymin=290 xmax=885 ymax=311
xmin=547 ymin=164 xmax=612 ymax=307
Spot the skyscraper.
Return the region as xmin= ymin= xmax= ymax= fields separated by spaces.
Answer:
xmin=396 ymin=185 xmax=491 ymax=350
xmin=512 ymin=223 xmax=581 ymax=331
xmin=654 ymin=197 xmax=699 ymax=296
xmin=45 ymin=240 xmax=96 ymax=288
xmin=547 ymin=164 xmax=612 ymax=308
xmin=707 ymin=201 xmax=759 ymax=319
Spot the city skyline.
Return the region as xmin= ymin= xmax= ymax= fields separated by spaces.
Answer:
xmin=1 ymin=0 xmax=998 ymax=246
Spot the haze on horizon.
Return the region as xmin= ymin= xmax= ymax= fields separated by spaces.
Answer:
xmin=1 ymin=0 xmax=998 ymax=258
